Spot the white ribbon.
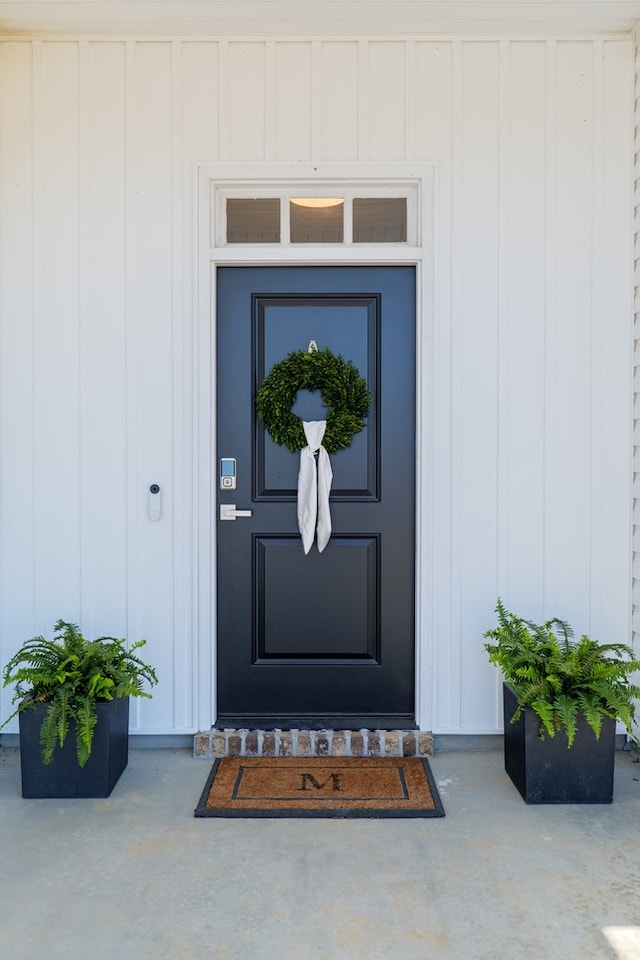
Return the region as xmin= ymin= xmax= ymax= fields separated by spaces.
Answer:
xmin=297 ymin=420 xmax=333 ymax=554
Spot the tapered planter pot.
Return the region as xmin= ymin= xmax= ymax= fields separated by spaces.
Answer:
xmin=19 ymin=698 xmax=130 ymax=798
xmin=502 ymin=683 xmax=616 ymax=804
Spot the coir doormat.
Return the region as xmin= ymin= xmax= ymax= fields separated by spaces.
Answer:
xmin=194 ymin=756 xmax=445 ymax=818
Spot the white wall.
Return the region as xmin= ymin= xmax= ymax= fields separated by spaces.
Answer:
xmin=633 ymin=25 xmax=640 ymax=735
xmin=0 ymin=36 xmax=633 ymax=735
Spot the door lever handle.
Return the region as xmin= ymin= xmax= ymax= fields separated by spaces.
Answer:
xmin=219 ymin=503 xmax=253 ymax=521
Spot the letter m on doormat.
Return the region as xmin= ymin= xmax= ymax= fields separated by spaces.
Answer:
xmin=297 ymin=773 xmax=342 ymax=792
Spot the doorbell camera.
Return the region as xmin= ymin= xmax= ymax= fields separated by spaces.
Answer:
xmin=148 ymin=483 xmax=162 ymax=520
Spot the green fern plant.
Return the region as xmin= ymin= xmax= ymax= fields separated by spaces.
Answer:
xmin=1 ymin=620 xmax=158 ymax=766
xmin=483 ymin=598 xmax=640 ymax=747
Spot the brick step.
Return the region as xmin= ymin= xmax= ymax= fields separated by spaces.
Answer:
xmin=194 ymin=729 xmax=433 ymax=759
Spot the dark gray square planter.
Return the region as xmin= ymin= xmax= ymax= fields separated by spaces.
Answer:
xmin=18 ymin=698 xmax=129 ymax=798
xmin=502 ymin=683 xmax=616 ymax=804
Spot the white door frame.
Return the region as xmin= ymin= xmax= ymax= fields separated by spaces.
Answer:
xmin=194 ymin=161 xmax=436 ymax=731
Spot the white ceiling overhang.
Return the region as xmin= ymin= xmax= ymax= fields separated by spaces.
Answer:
xmin=1 ymin=0 xmax=640 ymax=38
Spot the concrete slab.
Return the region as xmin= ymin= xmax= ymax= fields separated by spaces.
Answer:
xmin=0 ymin=745 xmax=638 ymax=960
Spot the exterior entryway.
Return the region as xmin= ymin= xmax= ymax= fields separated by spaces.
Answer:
xmin=0 ymin=32 xmax=633 ymax=747
xmin=216 ymin=266 xmax=416 ymax=728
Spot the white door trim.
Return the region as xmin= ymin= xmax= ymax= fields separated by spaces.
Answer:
xmin=194 ymin=160 xmax=436 ymax=731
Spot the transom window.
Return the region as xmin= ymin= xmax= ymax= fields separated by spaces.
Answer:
xmin=215 ymin=184 xmax=416 ymax=246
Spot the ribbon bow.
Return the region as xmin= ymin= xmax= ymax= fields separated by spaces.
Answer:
xmin=297 ymin=420 xmax=333 ymax=554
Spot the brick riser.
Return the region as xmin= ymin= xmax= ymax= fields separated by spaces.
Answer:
xmin=194 ymin=729 xmax=434 ymax=759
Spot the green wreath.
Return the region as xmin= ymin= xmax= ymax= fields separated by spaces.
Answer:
xmin=256 ymin=347 xmax=371 ymax=455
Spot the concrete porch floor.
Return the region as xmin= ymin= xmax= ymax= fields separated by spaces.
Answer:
xmin=0 ymin=744 xmax=639 ymax=960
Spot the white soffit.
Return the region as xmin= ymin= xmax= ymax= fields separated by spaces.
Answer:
xmin=0 ymin=0 xmax=639 ymax=37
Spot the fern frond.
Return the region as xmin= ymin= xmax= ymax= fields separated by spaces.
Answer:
xmin=575 ymin=693 xmax=605 ymax=739
xmin=530 ymin=698 xmax=557 ymax=739
xmin=547 ymin=617 xmax=574 ymax=652
xmin=552 ymin=695 xmax=579 ymax=746
xmin=56 ymin=686 xmax=71 ymax=749
xmin=75 ymin=699 xmax=98 ymax=768
xmin=40 ymin=702 xmax=61 ymax=765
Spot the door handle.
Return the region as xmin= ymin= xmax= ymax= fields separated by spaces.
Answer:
xmin=219 ymin=503 xmax=253 ymax=521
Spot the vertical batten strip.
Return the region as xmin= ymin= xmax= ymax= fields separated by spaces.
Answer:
xmin=405 ymin=39 xmax=416 ymax=161
xmin=34 ymin=41 xmax=82 ymax=623
xmin=0 ymin=41 xmax=37 ymax=691
xmin=265 ymin=41 xmax=275 ymax=161
xmin=31 ymin=40 xmax=46 ymax=633
xmin=543 ymin=39 xmax=557 ymax=612
xmin=444 ymin=39 xmax=464 ymax=732
xmin=171 ymin=39 xmax=186 ymax=729
xmin=218 ymin=41 xmax=228 ymax=161
xmin=358 ymin=39 xmax=368 ymax=160
xmin=0 ymin=47 xmax=3 ymax=652
xmin=78 ymin=40 xmax=90 ymax=629
xmin=495 ymin=38 xmax=510 ymax=729
xmin=496 ymin=39 xmax=510 ymax=594
xmin=423 ymin=40 xmax=453 ymax=732
xmin=124 ymin=40 xmax=140 ymax=726
xmin=195 ymin=161 xmax=214 ymax=728
xmin=590 ymin=40 xmax=605 ymax=631
xmin=633 ymin=23 xmax=640 ymax=667
xmin=0 ymin=47 xmax=3 ymax=667
xmin=311 ymin=40 xmax=322 ymax=159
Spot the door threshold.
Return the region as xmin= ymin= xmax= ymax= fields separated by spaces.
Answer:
xmin=215 ymin=714 xmax=417 ymax=730
xmin=194 ymin=727 xmax=434 ymax=759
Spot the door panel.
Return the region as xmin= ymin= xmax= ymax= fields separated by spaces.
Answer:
xmin=256 ymin=535 xmax=379 ymax=660
xmin=257 ymin=296 xmax=378 ymax=499
xmin=216 ymin=266 xmax=415 ymax=728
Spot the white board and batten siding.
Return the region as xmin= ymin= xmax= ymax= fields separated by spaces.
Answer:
xmin=0 ymin=36 xmax=633 ymax=736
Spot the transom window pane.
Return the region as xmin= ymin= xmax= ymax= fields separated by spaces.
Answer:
xmin=353 ymin=198 xmax=407 ymax=242
xmin=226 ymin=198 xmax=280 ymax=243
xmin=290 ymin=199 xmax=344 ymax=244
xmin=222 ymin=192 xmax=412 ymax=245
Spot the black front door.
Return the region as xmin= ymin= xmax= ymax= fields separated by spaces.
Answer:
xmin=216 ymin=266 xmax=416 ymax=728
